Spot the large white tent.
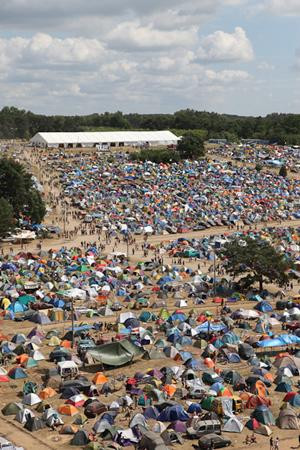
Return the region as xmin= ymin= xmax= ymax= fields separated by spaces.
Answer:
xmin=30 ymin=130 xmax=179 ymax=148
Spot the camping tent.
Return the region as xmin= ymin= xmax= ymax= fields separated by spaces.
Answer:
xmin=277 ymin=406 xmax=299 ymax=429
xmin=86 ymin=340 xmax=143 ymax=367
xmin=223 ymin=416 xmax=244 ymax=433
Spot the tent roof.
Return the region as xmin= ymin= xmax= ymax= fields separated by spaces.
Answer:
xmin=31 ymin=131 xmax=179 ymax=145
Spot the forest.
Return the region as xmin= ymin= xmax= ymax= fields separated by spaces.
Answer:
xmin=1 ymin=106 xmax=300 ymax=144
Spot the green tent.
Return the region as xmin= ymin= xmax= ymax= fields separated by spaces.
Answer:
xmin=183 ymin=249 xmax=199 ymax=258
xmin=201 ymin=396 xmax=215 ymax=411
xmin=2 ymin=402 xmax=23 ymax=416
xmin=159 ymin=308 xmax=170 ymax=320
xmin=86 ymin=339 xmax=143 ymax=367
xmin=18 ymin=295 xmax=35 ymax=305
xmin=79 ymin=265 xmax=90 ymax=272
xmin=24 ymin=358 xmax=38 ymax=369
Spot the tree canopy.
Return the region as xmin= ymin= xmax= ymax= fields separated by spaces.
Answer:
xmin=177 ymin=132 xmax=205 ymax=159
xmin=2 ymin=106 xmax=300 ymax=144
xmin=0 ymin=158 xmax=46 ymax=234
xmin=0 ymin=198 xmax=14 ymax=236
xmin=220 ymin=236 xmax=292 ymax=291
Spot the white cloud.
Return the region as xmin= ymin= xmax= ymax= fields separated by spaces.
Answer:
xmin=294 ymin=49 xmax=300 ymax=70
xmin=204 ymin=69 xmax=251 ymax=83
xmin=107 ymin=21 xmax=197 ymax=50
xmin=0 ymin=33 xmax=105 ymax=69
xmin=264 ymin=0 xmax=300 ymax=16
xmin=197 ymin=27 xmax=254 ymax=62
xmin=257 ymin=61 xmax=275 ymax=70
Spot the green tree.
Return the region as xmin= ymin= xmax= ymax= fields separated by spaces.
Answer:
xmin=0 ymin=158 xmax=46 ymax=223
xmin=220 ymin=236 xmax=291 ymax=291
xmin=177 ymin=132 xmax=205 ymax=159
xmin=279 ymin=165 xmax=288 ymax=177
xmin=0 ymin=197 xmax=14 ymax=236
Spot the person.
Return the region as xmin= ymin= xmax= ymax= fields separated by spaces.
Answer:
xmin=270 ymin=437 xmax=274 ymax=450
xmin=298 ymin=434 xmax=300 ymax=447
xmin=274 ymin=437 xmax=279 ymax=450
xmin=245 ymin=435 xmax=250 ymax=445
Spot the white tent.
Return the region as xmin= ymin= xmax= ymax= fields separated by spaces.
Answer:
xmin=223 ymin=416 xmax=244 ymax=433
xmin=15 ymin=408 xmax=35 ymax=424
xmin=30 ymin=130 xmax=180 ymax=148
xmin=23 ymin=393 xmax=42 ymax=406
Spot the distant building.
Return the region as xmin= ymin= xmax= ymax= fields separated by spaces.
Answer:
xmin=30 ymin=130 xmax=179 ymax=148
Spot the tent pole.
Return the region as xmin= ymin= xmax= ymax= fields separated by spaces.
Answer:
xmin=71 ymin=298 xmax=74 ymax=348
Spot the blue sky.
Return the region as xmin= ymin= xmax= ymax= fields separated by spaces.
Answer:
xmin=0 ymin=0 xmax=299 ymax=116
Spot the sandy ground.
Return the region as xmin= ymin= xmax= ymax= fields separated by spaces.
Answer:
xmin=0 ymin=145 xmax=299 ymax=450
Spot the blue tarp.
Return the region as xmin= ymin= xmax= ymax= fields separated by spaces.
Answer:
xmin=195 ymin=321 xmax=227 ymax=333
xmin=257 ymin=334 xmax=300 ymax=348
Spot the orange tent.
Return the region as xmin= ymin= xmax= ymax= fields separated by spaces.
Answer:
xmin=264 ymin=373 xmax=274 ymax=383
xmin=92 ymin=372 xmax=108 ymax=384
xmin=39 ymin=387 xmax=57 ymax=399
xmin=204 ymin=358 xmax=215 ymax=368
xmin=254 ymin=380 xmax=267 ymax=398
xmin=58 ymin=404 xmax=79 ymax=416
xmin=218 ymin=387 xmax=233 ymax=397
xmin=163 ymin=385 xmax=176 ymax=397
xmin=16 ymin=354 xmax=29 ymax=364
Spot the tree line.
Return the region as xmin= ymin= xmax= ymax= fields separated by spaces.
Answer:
xmin=2 ymin=106 xmax=300 ymax=144
xmin=0 ymin=158 xmax=46 ymax=236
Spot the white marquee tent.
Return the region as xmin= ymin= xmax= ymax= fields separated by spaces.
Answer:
xmin=30 ymin=130 xmax=179 ymax=148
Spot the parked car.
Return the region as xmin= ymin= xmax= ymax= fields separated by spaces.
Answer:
xmin=187 ymin=420 xmax=221 ymax=439
xmin=198 ymin=433 xmax=231 ymax=449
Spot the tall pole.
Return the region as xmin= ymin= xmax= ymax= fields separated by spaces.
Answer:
xmin=63 ymin=203 xmax=66 ymax=237
xmin=71 ymin=298 xmax=75 ymax=348
xmin=213 ymin=251 xmax=216 ymax=296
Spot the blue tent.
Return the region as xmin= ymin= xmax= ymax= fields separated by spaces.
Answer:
xmin=168 ymin=313 xmax=186 ymax=322
xmin=124 ymin=318 xmax=140 ymax=329
xmin=8 ymin=367 xmax=27 ymax=379
xmin=289 ymin=394 xmax=300 ymax=407
xmin=157 ymin=276 xmax=173 ymax=286
xmin=255 ymin=301 xmax=273 ymax=312
xmin=210 ymin=382 xmax=224 ymax=392
xmin=275 ymin=382 xmax=292 ymax=393
xmin=53 ymin=299 xmax=65 ymax=308
xmin=227 ymin=353 xmax=241 ymax=363
xmin=143 ymin=406 xmax=159 ymax=419
xmin=9 ymin=302 xmax=26 ymax=313
xmin=179 ymin=351 xmax=193 ymax=362
xmin=158 ymin=405 xmax=189 ymax=422
xmin=177 ymin=336 xmax=192 ymax=346
xmin=185 ymin=358 xmax=203 ymax=370
xmin=222 ymin=332 xmax=240 ymax=345
xmin=187 ymin=403 xmax=202 ymax=413
xmin=195 ymin=321 xmax=227 ymax=333
xmin=1 ymin=263 xmax=17 ymax=271
xmin=31 ymin=313 xmax=51 ymax=325
xmin=249 ymin=294 xmax=263 ymax=302
xmin=251 ymin=405 xmax=275 ymax=425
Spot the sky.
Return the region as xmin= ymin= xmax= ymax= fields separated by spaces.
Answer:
xmin=0 ymin=0 xmax=299 ymax=116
